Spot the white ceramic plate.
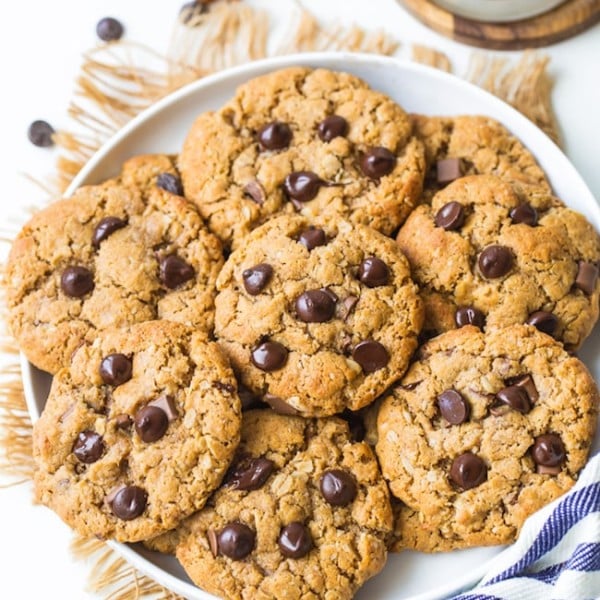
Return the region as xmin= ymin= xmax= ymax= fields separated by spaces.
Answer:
xmin=21 ymin=52 xmax=600 ymax=600
xmin=431 ymin=0 xmax=567 ymax=23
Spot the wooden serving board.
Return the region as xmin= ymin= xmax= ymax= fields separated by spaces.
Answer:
xmin=399 ymin=0 xmax=600 ymax=50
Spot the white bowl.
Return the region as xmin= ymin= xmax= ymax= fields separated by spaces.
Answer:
xmin=21 ymin=52 xmax=600 ymax=600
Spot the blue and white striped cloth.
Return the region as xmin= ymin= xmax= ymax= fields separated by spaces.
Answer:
xmin=454 ymin=452 xmax=600 ymax=600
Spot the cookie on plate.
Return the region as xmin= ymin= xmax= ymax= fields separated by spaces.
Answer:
xmin=33 ymin=320 xmax=242 ymax=542
xmin=396 ymin=174 xmax=600 ymax=349
xmin=6 ymin=156 xmax=223 ymax=374
xmin=375 ymin=325 xmax=598 ymax=551
xmin=214 ymin=214 xmax=424 ymax=417
xmin=179 ymin=66 xmax=425 ymax=249
xmin=172 ymin=410 xmax=392 ymax=600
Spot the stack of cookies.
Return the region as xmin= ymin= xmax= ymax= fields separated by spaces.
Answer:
xmin=6 ymin=67 xmax=599 ymax=599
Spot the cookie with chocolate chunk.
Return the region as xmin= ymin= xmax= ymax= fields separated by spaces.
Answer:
xmin=33 ymin=320 xmax=241 ymax=542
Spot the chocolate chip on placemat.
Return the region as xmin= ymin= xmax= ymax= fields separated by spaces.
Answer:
xmin=61 ymin=266 xmax=94 ymax=298
xmin=358 ymin=257 xmax=390 ymax=287
xmin=134 ymin=405 xmax=169 ymax=443
xmin=258 ymin=121 xmax=292 ymax=151
xmin=526 ymin=311 xmax=558 ymax=336
xmin=28 ymin=120 xmax=55 ymax=147
xmin=278 ymin=522 xmax=312 ymax=559
xmin=449 ymin=452 xmax=487 ymax=490
xmin=159 ymin=254 xmax=195 ymax=289
xmin=455 ymin=306 xmax=485 ymax=329
xmin=229 ymin=457 xmax=275 ymax=491
xmin=495 ymin=385 xmax=531 ymax=414
xmin=478 ymin=245 xmax=513 ymax=279
xmin=352 ymin=340 xmax=389 ymax=373
xmin=284 ymin=171 xmax=323 ymax=204
xmin=263 ymin=393 xmax=298 ymax=415
xmin=99 ymin=353 xmax=132 ymax=386
xmin=92 ymin=216 xmax=127 ymax=249
xmin=242 ymin=263 xmax=273 ymax=295
xmin=156 ymin=173 xmax=183 ymax=196
xmin=531 ymin=434 xmax=565 ymax=468
xmin=510 ymin=204 xmax=538 ymax=226
xmin=217 ymin=522 xmax=255 ymax=560
xmin=96 ymin=17 xmax=124 ymax=42
xmin=319 ymin=469 xmax=357 ymax=506
xmin=110 ymin=485 xmax=148 ymax=520
xmin=436 ymin=158 xmax=462 ymax=184
xmin=318 ymin=115 xmax=348 ymax=142
xmin=359 ymin=147 xmax=396 ymax=180
xmin=575 ymin=261 xmax=599 ymax=295
xmin=72 ymin=431 xmax=105 ymax=464
xmin=251 ymin=341 xmax=288 ymax=371
xmin=435 ymin=201 xmax=465 ymax=231
xmin=243 ymin=180 xmax=266 ymax=205
xmin=437 ymin=390 xmax=470 ymax=425
xmin=295 ymin=289 xmax=336 ymax=323
xmin=298 ymin=227 xmax=327 ymax=250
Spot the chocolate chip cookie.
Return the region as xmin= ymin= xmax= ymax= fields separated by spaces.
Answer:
xmin=33 ymin=320 xmax=241 ymax=542
xmin=376 ymin=325 xmax=598 ymax=551
xmin=179 ymin=66 xmax=425 ymax=249
xmin=6 ymin=156 xmax=223 ymax=373
xmin=396 ymin=174 xmax=600 ymax=349
xmin=214 ymin=215 xmax=424 ymax=417
xmin=172 ymin=410 xmax=392 ymax=599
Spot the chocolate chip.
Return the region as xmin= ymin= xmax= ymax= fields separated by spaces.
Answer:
xmin=258 ymin=121 xmax=292 ymax=151
xmin=72 ymin=431 xmax=105 ymax=464
xmin=159 ymin=254 xmax=195 ymax=289
xmin=243 ymin=180 xmax=266 ymax=205
xmin=298 ymin=227 xmax=327 ymax=250
xmin=318 ymin=115 xmax=348 ymax=142
xmin=339 ymin=295 xmax=359 ymax=321
xmin=510 ymin=204 xmax=538 ymax=226
xmin=526 ymin=311 xmax=558 ymax=336
xmin=134 ymin=405 xmax=169 ymax=443
xmin=61 ymin=266 xmax=95 ymax=298
xmin=213 ymin=381 xmax=235 ymax=394
xmin=263 ymin=393 xmax=298 ymax=415
xmin=575 ymin=261 xmax=599 ymax=295
xmin=437 ymin=390 xmax=470 ymax=425
xmin=284 ymin=171 xmax=323 ymax=203
xmin=229 ymin=457 xmax=275 ymax=491
xmin=513 ymin=374 xmax=539 ymax=404
xmin=217 ymin=522 xmax=255 ymax=560
xmin=242 ymin=263 xmax=273 ymax=295
xmin=295 ymin=289 xmax=336 ymax=323
xmin=359 ymin=147 xmax=396 ymax=179
xmin=449 ymin=453 xmax=487 ymax=490
xmin=436 ymin=158 xmax=463 ymax=184
xmin=180 ymin=0 xmax=210 ymax=22
xmin=99 ymin=353 xmax=132 ymax=386
xmin=435 ymin=201 xmax=465 ymax=231
xmin=352 ymin=340 xmax=389 ymax=373
xmin=96 ymin=17 xmax=124 ymax=42
xmin=28 ymin=120 xmax=55 ymax=147
xmin=148 ymin=395 xmax=178 ymax=421
xmin=238 ymin=384 xmax=264 ymax=411
xmin=110 ymin=486 xmax=148 ymax=520
xmin=478 ymin=245 xmax=513 ymax=279
xmin=207 ymin=529 xmax=219 ymax=557
xmin=340 ymin=409 xmax=366 ymax=442
xmin=455 ymin=306 xmax=485 ymax=329
xmin=115 ymin=414 xmax=133 ymax=430
xmin=532 ymin=434 xmax=565 ymax=467
xmin=358 ymin=257 xmax=390 ymax=287
xmin=278 ymin=522 xmax=312 ymax=559
xmin=319 ymin=469 xmax=357 ymax=506
xmin=251 ymin=341 xmax=288 ymax=372
xmin=156 ymin=173 xmax=183 ymax=196
xmin=495 ymin=385 xmax=531 ymax=414
xmin=92 ymin=217 xmax=127 ymax=249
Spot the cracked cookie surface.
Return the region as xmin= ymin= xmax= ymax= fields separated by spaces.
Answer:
xmin=33 ymin=320 xmax=241 ymax=542
xmin=179 ymin=66 xmax=425 ymax=249
xmin=396 ymin=174 xmax=600 ymax=349
xmin=6 ymin=154 xmax=223 ymax=374
xmin=375 ymin=325 xmax=598 ymax=552
xmin=214 ymin=214 xmax=424 ymax=417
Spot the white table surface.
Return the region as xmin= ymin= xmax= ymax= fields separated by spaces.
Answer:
xmin=1 ymin=1 xmax=598 ymax=598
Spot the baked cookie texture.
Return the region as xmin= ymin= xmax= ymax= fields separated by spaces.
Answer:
xmin=179 ymin=66 xmax=425 ymax=249
xmin=174 ymin=410 xmax=393 ymax=600
xmin=376 ymin=325 xmax=598 ymax=552
xmin=396 ymin=174 xmax=600 ymax=350
xmin=33 ymin=320 xmax=242 ymax=542
xmin=6 ymin=155 xmax=223 ymax=374
xmin=214 ymin=215 xmax=424 ymax=417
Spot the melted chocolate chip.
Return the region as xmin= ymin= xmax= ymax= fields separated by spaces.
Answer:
xmin=437 ymin=390 xmax=469 ymax=425
xmin=359 ymin=147 xmax=396 ymax=179
xmin=575 ymin=261 xmax=599 ymax=295
xmin=284 ymin=171 xmax=323 ymax=203
xmin=251 ymin=341 xmax=288 ymax=372
xmin=513 ymin=374 xmax=539 ymax=404
xmin=217 ymin=522 xmax=255 ymax=560
xmin=159 ymin=254 xmax=195 ymax=289
xmin=319 ymin=469 xmax=357 ymax=506
xmin=61 ymin=266 xmax=94 ymax=298
xmin=339 ymin=295 xmax=359 ymax=321
xmin=352 ymin=340 xmax=389 ymax=373
xmin=510 ymin=204 xmax=538 ymax=226
xmin=436 ymin=158 xmax=462 ymax=184
xmin=115 ymin=414 xmax=133 ymax=431
xmin=96 ymin=17 xmax=124 ymax=41
xmin=156 ymin=173 xmax=183 ymax=196
xmin=526 ymin=311 xmax=558 ymax=336
xmin=92 ymin=217 xmax=127 ymax=249
xmin=295 ymin=289 xmax=336 ymax=323
xmin=449 ymin=453 xmax=487 ymax=490
xmin=358 ymin=257 xmax=390 ymax=287
xmin=435 ymin=201 xmax=465 ymax=231
xmin=532 ymin=434 xmax=565 ymax=467
xmin=28 ymin=120 xmax=55 ymax=147
xmin=229 ymin=457 xmax=275 ymax=491
xmin=99 ymin=354 xmax=132 ymax=386
xmin=243 ymin=180 xmax=266 ymax=205
xmin=110 ymin=486 xmax=147 ymax=520
xmin=495 ymin=385 xmax=531 ymax=414
xmin=318 ymin=115 xmax=348 ymax=142
xmin=242 ymin=263 xmax=273 ymax=295
xmin=258 ymin=121 xmax=292 ymax=151
xmin=134 ymin=405 xmax=169 ymax=443
xmin=278 ymin=522 xmax=312 ymax=559
xmin=72 ymin=431 xmax=105 ymax=464
xmin=478 ymin=245 xmax=514 ymax=279
xmin=298 ymin=227 xmax=327 ymax=250
xmin=455 ymin=306 xmax=485 ymax=329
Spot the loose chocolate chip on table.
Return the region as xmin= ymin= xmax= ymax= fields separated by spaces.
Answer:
xmin=263 ymin=393 xmax=298 ymax=415
xmin=27 ymin=120 xmax=55 ymax=147
xmin=319 ymin=469 xmax=357 ymax=506
xmin=295 ymin=289 xmax=336 ymax=323
xmin=229 ymin=457 xmax=275 ymax=491
xmin=110 ymin=485 xmax=148 ymax=520
xmin=358 ymin=257 xmax=390 ymax=287
xmin=61 ymin=266 xmax=95 ymax=298
xmin=159 ymin=254 xmax=195 ymax=289
xmin=258 ymin=121 xmax=292 ymax=151
xmin=156 ymin=173 xmax=183 ymax=196
xmin=352 ymin=340 xmax=389 ymax=373
xmin=243 ymin=180 xmax=266 ymax=205
xmin=359 ymin=147 xmax=396 ymax=180
xmin=278 ymin=522 xmax=313 ymax=559
xmin=531 ymin=434 xmax=566 ymax=467
xmin=284 ymin=171 xmax=323 ymax=203
xmin=99 ymin=353 xmax=132 ymax=386
xmin=96 ymin=17 xmax=124 ymax=42
xmin=217 ymin=522 xmax=256 ymax=560
xmin=510 ymin=204 xmax=538 ymax=226
xmin=455 ymin=306 xmax=485 ymax=329
xmin=435 ymin=201 xmax=465 ymax=231
xmin=318 ymin=115 xmax=348 ymax=142
xmin=450 ymin=452 xmax=487 ymax=490
xmin=513 ymin=374 xmax=539 ymax=404
xmin=526 ymin=311 xmax=558 ymax=336
xmin=298 ymin=227 xmax=327 ymax=250
xmin=495 ymin=385 xmax=531 ymax=414
xmin=72 ymin=431 xmax=105 ymax=464
xmin=436 ymin=158 xmax=462 ymax=184
xmin=437 ymin=390 xmax=470 ymax=425
xmin=92 ymin=216 xmax=127 ymax=249
xmin=148 ymin=395 xmax=178 ymax=421
xmin=478 ymin=245 xmax=513 ymax=279
xmin=134 ymin=405 xmax=169 ymax=443
xmin=251 ymin=341 xmax=288 ymax=372
xmin=575 ymin=261 xmax=599 ymax=295
xmin=242 ymin=263 xmax=273 ymax=295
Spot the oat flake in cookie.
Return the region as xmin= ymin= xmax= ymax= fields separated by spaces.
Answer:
xmin=179 ymin=66 xmax=425 ymax=249
xmin=32 ymin=320 xmax=241 ymax=542
xmin=214 ymin=215 xmax=424 ymax=417
xmin=376 ymin=325 xmax=598 ymax=552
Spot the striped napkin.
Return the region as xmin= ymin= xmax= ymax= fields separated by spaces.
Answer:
xmin=454 ymin=452 xmax=600 ymax=600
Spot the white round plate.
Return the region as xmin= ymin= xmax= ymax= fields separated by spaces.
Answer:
xmin=432 ymin=0 xmax=567 ymax=23
xmin=21 ymin=52 xmax=600 ymax=600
